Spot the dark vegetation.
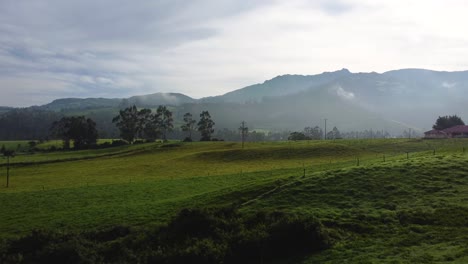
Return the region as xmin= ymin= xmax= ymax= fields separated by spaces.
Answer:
xmin=0 ymin=207 xmax=330 ymax=263
xmin=0 ymin=108 xmax=62 ymax=140
xmin=197 ymin=111 xmax=215 ymax=141
xmin=432 ymin=115 xmax=465 ymax=130
xmin=50 ymin=116 xmax=98 ymax=149
xmin=112 ymin=106 xmax=214 ymax=143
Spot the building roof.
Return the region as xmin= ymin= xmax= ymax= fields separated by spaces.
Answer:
xmin=442 ymin=125 xmax=468 ymax=134
xmin=424 ymin=129 xmax=447 ymax=135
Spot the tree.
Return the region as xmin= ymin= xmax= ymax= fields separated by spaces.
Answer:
xmin=304 ymin=126 xmax=323 ymax=140
xmin=112 ymin=105 xmax=139 ymax=143
xmin=288 ymin=132 xmax=310 ymax=141
xmin=239 ymin=121 xmax=248 ymax=148
xmin=433 ymin=115 xmax=465 ymax=130
xmin=197 ymin=111 xmax=215 ymax=141
xmin=156 ymin=106 xmax=173 ymax=141
xmin=136 ymin=108 xmax=153 ymax=139
xmin=181 ymin=113 xmax=197 ymax=141
xmin=326 ymin=127 xmax=341 ymax=140
xmin=51 ymin=116 xmax=98 ymax=149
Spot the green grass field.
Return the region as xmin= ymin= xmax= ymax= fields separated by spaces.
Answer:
xmin=1 ymin=138 xmax=468 ymax=262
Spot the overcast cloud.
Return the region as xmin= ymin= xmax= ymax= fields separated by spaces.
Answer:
xmin=1 ymin=0 xmax=468 ymax=106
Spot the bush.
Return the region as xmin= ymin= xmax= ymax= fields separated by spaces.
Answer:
xmin=98 ymin=142 xmax=112 ymax=149
xmin=111 ymin=140 xmax=128 ymax=147
xmin=48 ymin=146 xmax=57 ymax=152
xmin=0 ymin=208 xmax=331 ymax=263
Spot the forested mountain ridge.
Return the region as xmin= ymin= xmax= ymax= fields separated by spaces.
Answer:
xmin=42 ymin=92 xmax=196 ymax=111
xmin=1 ymin=68 xmax=468 ymax=140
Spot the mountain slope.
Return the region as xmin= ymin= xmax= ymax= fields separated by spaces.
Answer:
xmin=198 ymin=68 xmax=468 ymax=131
xmin=3 ymin=68 xmax=468 ymax=139
xmin=204 ymin=68 xmax=352 ymax=103
xmin=177 ymin=83 xmax=407 ymax=133
xmin=125 ymin=92 xmax=196 ymax=107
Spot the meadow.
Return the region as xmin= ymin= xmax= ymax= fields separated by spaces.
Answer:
xmin=1 ymin=138 xmax=468 ymax=262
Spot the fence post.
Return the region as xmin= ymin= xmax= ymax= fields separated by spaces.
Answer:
xmin=6 ymin=155 xmax=10 ymax=188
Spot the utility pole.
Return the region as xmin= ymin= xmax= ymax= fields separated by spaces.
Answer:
xmin=324 ymin=118 xmax=327 ymax=140
xmin=3 ymin=150 xmax=14 ymax=188
xmin=6 ymin=155 xmax=10 ymax=188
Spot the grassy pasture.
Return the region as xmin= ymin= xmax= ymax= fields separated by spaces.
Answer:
xmin=1 ymin=138 xmax=468 ymax=262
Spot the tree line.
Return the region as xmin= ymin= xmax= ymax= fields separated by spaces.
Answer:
xmin=45 ymin=105 xmax=218 ymax=149
xmin=112 ymin=105 xmax=216 ymax=143
xmin=288 ymin=126 xmax=341 ymax=141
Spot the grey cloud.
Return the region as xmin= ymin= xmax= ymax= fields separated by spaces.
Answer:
xmin=0 ymin=0 xmax=273 ymax=106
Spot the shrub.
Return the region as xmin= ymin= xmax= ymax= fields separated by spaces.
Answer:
xmin=111 ymin=140 xmax=128 ymax=146
xmin=0 ymin=208 xmax=331 ymax=263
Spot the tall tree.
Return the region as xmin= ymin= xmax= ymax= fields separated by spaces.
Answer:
xmin=137 ymin=108 xmax=152 ymax=139
xmin=433 ymin=115 xmax=465 ymax=130
xmin=288 ymin=132 xmax=309 ymax=141
xmin=156 ymin=106 xmax=173 ymax=141
xmin=304 ymin=126 xmax=323 ymax=140
xmin=112 ymin=105 xmax=139 ymax=143
xmin=51 ymin=116 xmax=98 ymax=149
xmin=239 ymin=121 xmax=248 ymax=148
xmin=181 ymin=113 xmax=196 ymax=141
xmin=327 ymin=126 xmax=341 ymax=140
xmin=197 ymin=111 xmax=215 ymax=141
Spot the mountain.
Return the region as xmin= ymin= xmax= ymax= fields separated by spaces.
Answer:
xmin=42 ymin=98 xmax=122 ymax=111
xmin=42 ymin=93 xmax=196 ymax=111
xmin=204 ymin=68 xmax=352 ymax=103
xmin=0 ymin=106 xmax=14 ymax=115
xmin=125 ymin=93 xmax=196 ymax=107
xmin=177 ymin=81 xmax=407 ymax=133
xmin=206 ymin=68 xmax=468 ymax=131
xmin=2 ymin=68 xmax=468 ymax=140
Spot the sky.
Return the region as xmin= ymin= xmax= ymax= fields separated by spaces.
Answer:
xmin=1 ymin=0 xmax=468 ymax=107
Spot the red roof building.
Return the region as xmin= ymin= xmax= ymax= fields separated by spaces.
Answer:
xmin=442 ymin=125 xmax=468 ymax=137
xmin=424 ymin=129 xmax=448 ymax=139
xmin=424 ymin=125 xmax=468 ymax=139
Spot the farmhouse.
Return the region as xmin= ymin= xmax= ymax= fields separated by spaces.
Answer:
xmin=424 ymin=125 xmax=468 ymax=139
xmin=424 ymin=129 xmax=448 ymax=139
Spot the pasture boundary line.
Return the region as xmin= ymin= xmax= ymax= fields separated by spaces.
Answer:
xmin=240 ymin=171 xmax=326 ymax=207
xmin=239 ymin=150 xmax=461 ymax=207
xmin=0 ymin=147 xmax=156 ymax=168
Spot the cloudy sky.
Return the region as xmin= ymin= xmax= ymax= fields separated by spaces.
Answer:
xmin=1 ymin=0 xmax=468 ymax=106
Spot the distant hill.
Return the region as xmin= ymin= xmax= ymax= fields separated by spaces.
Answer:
xmin=125 ymin=93 xmax=196 ymax=107
xmin=2 ymin=68 xmax=468 ymax=140
xmin=203 ymin=68 xmax=352 ymax=103
xmin=42 ymin=93 xmax=196 ymax=111
xmin=204 ymin=68 xmax=468 ymax=130
xmin=0 ymin=106 xmax=14 ymax=115
xmin=42 ymin=98 xmax=122 ymax=111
